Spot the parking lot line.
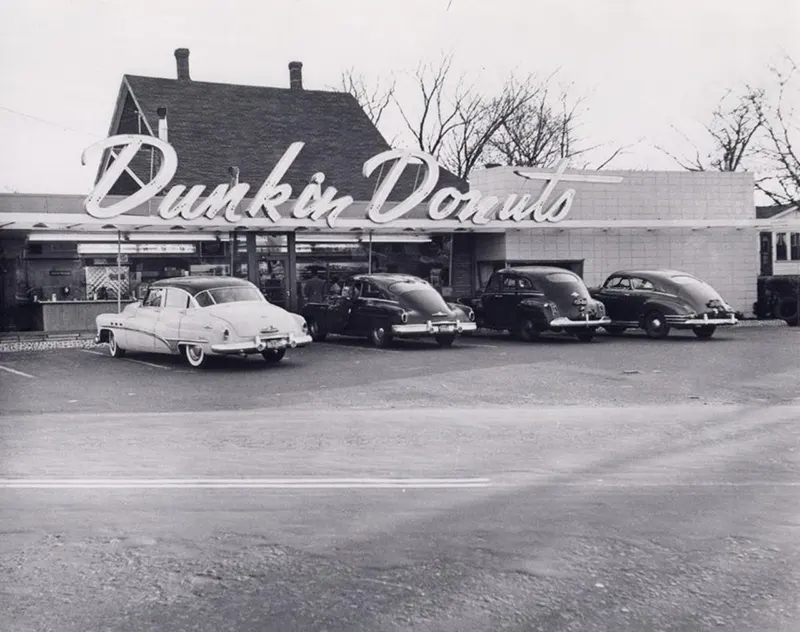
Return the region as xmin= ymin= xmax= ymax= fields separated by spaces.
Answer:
xmin=0 ymin=477 xmax=492 ymax=489
xmin=0 ymin=364 xmax=36 ymax=379
xmin=81 ymin=349 xmax=172 ymax=370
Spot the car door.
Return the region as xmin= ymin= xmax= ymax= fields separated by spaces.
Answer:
xmin=481 ymin=273 xmax=507 ymax=328
xmin=595 ymin=275 xmax=630 ymax=322
xmin=126 ymin=286 xmax=165 ymax=351
xmin=153 ymin=287 xmax=191 ymax=354
xmin=355 ymin=281 xmax=388 ymax=330
xmin=627 ymin=277 xmax=658 ymax=318
xmin=496 ymin=275 xmax=522 ymax=328
xmin=324 ymin=280 xmax=358 ymax=334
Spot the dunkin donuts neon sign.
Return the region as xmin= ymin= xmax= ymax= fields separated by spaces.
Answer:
xmin=82 ymin=134 xmax=622 ymax=228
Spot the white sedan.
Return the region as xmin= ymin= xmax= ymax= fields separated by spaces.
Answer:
xmin=95 ymin=276 xmax=313 ymax=368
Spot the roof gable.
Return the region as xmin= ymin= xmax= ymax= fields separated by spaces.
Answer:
xmin=756 ymin=204 xmax=798 ymax=219
xmin=103 ymin=74 xmax=467 ymax=208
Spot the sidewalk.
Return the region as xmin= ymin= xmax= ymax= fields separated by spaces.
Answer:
xmin=0 ymin=319 xmax=789 ymax=353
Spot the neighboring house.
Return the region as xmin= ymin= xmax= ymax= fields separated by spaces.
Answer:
xmin=757 ymin=204 xmax=800 ymax=276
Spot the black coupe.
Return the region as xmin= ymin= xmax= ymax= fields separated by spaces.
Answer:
xmin=589 ymin=269 xmax=738 ymax=339
xmin=301 ymin=273 xmax=477 ymax=348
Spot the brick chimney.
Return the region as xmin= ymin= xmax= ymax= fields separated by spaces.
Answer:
xmin=288 ymin=61 xmax=303 ymax=90
xmin=174 ymin=48 xmax=191 ymax=81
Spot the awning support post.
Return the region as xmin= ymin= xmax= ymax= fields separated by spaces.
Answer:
xmin=116 ymin=230 xmax=122 ymax=314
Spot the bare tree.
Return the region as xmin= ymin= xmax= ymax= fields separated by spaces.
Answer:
xmin=391 ymin=55 xmax=597 ymax=179
xmin=754 ymin=56 xmax=799 ymax=206
xmin=338 ymin=68 xmax=396 ymax=128
xmin=657 ymin=85 xmax=765 ymax=172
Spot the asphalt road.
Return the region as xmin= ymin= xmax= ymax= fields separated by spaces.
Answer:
xmin=1 ymin=327 xmax=799 ymax=631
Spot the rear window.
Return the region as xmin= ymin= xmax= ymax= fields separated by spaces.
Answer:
xmin=546 ymin=272 xmax=581 ymax=284
xmin=387 ymin=280 xmax=431 ymax=295
xmin=670 ymin=275 xmax=706 ymax=287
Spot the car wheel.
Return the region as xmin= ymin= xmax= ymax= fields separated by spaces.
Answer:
xmin=369 ymin=324 xmax=392 ymax=348
xmin=435 ymin=333 xmax=456 ymax=348
xmin=693 ymin=325 xmax=717 ymax=339
xmin=642 ymin=311 xmax=670 ymax=339
xmin=776 ymin=297 xmax=799 ymax=326
xmin=307 ymin=318 xmax=327 ymax=342
xmin=515 ymin=317 xmax=539 ymax=342
xmin=604 ymin=325 xmax=627 ymax=336
xmin=183 ymin=344 xmax=210 ymax=368
xmin=261 ymin=348 xmax=286 ymax=363
xmin=574 ymin=330 xmax=595 ymax=343
xmin=107 ymin=330 xmax=126 ymax=358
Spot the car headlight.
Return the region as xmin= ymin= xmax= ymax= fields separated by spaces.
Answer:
xmin=468 ymin=309 xmax=475 ymax=322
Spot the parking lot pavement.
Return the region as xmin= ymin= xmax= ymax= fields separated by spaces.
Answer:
xmin=1 ymin=326 xmax=799 ymax=415
xmin=2 ymin=404 xmax=799 ymax=631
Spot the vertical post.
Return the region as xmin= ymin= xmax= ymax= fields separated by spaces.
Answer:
xmin=229 ymin=231 xmax=235 ymax=276
xmin=448 ymin=233 xmax=454 ymax=292
xmin=246 ymin=232 xmax=258 ymax=286
xmin=368 ymin=232 xmax=373 ymax=273
xmin=286 ymin=232 xmax=297 ymax=312
xmin=116 ymin=230 xmax=122 ymax=314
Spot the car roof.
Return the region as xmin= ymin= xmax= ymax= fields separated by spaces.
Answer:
xmin=499 ymin=266 xmax=581 ymax=277
xmin=149 ymin=276 xmax=255 ymax=296
xmin=606 ymin=269 xmax=693 ymax=281
xmin=351 ymin=273 xmax=427 ymax=285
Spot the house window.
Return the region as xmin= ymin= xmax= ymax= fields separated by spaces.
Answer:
xmin=792 ymin=233 xmax=800 ymax=261
xmin=776 ymin=233 xmax=788 ymax=261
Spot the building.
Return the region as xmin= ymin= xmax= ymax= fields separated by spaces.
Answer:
xmin=756 ymin=204 xmax=800 ymax=276
xmin=2 ymin=48 xmax=799 ymax=333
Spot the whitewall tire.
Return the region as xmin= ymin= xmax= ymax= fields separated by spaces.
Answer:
xmin=183 ymin=344 xmax=210 ymax=368
xmin=108 ymin=331 xmax=125 ymax=358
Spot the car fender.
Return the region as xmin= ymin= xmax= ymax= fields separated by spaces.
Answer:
xmin=638 ymin=296 xmax=693 ymax=322
xmin=517 ymin=298 xmax=553 ymax=329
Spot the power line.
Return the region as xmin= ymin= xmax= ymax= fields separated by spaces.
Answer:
xmin=0 ymin=104 xmax=102 ymax=138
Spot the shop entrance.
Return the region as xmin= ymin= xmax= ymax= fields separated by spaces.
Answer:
xmin=257 ymin=257 xmax=288 ymax=309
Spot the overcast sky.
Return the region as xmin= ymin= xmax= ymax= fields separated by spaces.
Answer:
xmin=0 ymin=0 xmax=797 ymax=194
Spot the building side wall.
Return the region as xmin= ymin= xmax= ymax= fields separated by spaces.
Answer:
xmin=503 ymin=228 xmax=758 ymax=315
xmin=469 ymin=167 xmax=755 ymax=222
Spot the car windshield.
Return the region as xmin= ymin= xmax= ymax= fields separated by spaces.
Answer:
xmin=194 ymin=286 xmax=264 ymax=307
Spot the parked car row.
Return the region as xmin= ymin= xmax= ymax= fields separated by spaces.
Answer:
xmin=95 ymin=267 xmax=739 ymax=369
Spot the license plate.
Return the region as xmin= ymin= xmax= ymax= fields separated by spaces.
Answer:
xmin=437 ymin=324 xmax=455 ymax=333
xmin=265 ymin=339 xmax=285 ymax=349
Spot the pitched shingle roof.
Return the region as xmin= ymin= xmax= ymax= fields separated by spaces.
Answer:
xmin=756 ymin=203 xmax=797 ymax=219
xmin=107 ymin=74 xmax=467 ymax=204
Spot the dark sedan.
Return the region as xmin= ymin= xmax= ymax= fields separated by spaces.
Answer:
xmin=589 ymin=269 xmax=738 ymax=339
xmin=301 ymin=273 xmax=477 ymax=348
xmin=462 ymin=266 xmax=611 ymax=342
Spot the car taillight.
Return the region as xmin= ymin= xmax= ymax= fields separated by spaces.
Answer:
xmin=400 ymin=311 xmax=408 ymax=323
xmin=468 ymin=309 xmax=475 ymax=322
xmin=223 ymin=329 xmax=230 ymax=339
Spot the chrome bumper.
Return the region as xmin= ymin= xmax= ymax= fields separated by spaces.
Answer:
xmin=680 ymin=315 xmax=738 ymax=326
xmin=392 ymin=321 xmax=477 ymax=335
xmin=549 ymin=316 xmax=611 ymax=328
xmin=211 ymin=333 xmax=313 ymax=354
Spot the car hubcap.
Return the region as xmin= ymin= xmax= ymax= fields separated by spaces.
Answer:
xmin=651 ymin=318 xmax=662 ymax=329
xmin=375 ymin=328 xmax=384 ymax=341
xmin=109 ymin=335 xmax=116 ymax=353
xmin=188 ymin=346 xmax=202 ymax=362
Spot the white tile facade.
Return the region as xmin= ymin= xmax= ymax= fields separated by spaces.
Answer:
xmin=469 ymin=167 xmax=758 ymax=315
